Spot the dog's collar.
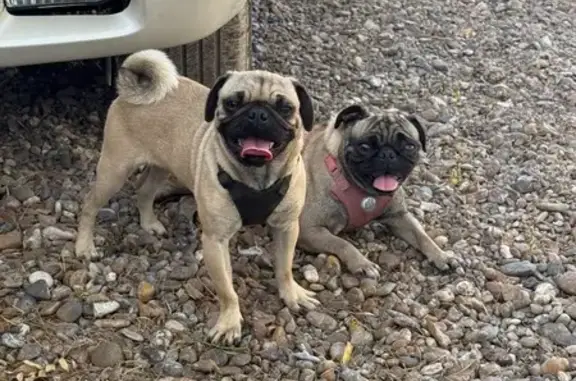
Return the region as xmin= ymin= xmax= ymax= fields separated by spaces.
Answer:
xmin=325 ymin=155 xmax=393 ymax=230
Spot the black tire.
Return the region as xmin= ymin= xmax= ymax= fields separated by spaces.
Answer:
xmin=164 ymin=0 xmax=252 ymax=87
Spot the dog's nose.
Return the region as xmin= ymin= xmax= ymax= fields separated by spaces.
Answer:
xmin=380 ymin=147 xmax=397 ymax=161
xmin=248 ymin=108 xmax=269 ymax=123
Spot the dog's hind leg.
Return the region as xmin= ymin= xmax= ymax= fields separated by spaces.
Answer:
xmin=136 ymin=165 xmax=169 ymax=235
xmin=75 ymin=149 xmax=134 ymax=260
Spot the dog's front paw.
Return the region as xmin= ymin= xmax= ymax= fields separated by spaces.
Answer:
xmin=280 ymin=281 xmax=320 ymax=311
xmin=141 ymin=218 xmax=167 ymax=236
xmin=75 ymin=239 xmax=102 ymax=260
xmin=428 ymin=249 xmax=464 ymax=273
xmin=208 ymin=308 xmax=243 ymax=345
xmin=347 ymin=256 xmax=381 ymax=279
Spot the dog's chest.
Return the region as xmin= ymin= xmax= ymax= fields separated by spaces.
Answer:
xmin=217 ymin=168 xmax=292 ymax=226
xmin=324 ymin=155 xmax=392 ymax=230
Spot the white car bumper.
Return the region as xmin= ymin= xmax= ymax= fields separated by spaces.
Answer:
xmin=0 ymin=0 xmax=247 ymax=67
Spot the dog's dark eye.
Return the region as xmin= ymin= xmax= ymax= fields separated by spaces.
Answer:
xmin=275 ymin=97 xmax=294 ymax=117
xmin=404 ymin=142 xmax=417 ymax=151
xmin=224 ymin=94 xmax=243 ymax=111
xmin=358 ymin=143 xmax=372 ymax=154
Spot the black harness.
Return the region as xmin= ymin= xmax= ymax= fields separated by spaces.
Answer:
xmin=217 ymin=168 xmax=292 ymax=226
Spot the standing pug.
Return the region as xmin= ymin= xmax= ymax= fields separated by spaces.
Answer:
xmin=75 ymin=49 xmax=319 ymax=344
xmin=298 ymin=104 xmax=459 ymax=278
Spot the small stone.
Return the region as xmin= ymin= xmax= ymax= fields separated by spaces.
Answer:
xmin=540 ymin=323 xmax=576 ymax=346
xmin=1 ymin=333 xmax=25 ymax=349
xmin=165 ymin=320 xmax=187 ymax=333
xmin=302 ymin=264 xmax=320 ymax=283
xmin=557 ymin=272 xmax=576 ymax=295
xmin=179 ymin=347 xmax=199 ymax=364
xmin=67 ymin=270 xmax=89 ymax=290
xmin=350 ymin=325 xmax=373 ymax=346
xmin=42 ymin=226 xmax=76 ymax=241
xmin=306 ymin=311 xmax=337 ymax=331
xmin=340 ymin=368 xmax=368 ymax=381
xmin=500 ymin=261 xmax=536 ymax=277
xmin=193 ymin=359 xmax=219 ymax=373
xmin=11 ymin=185 xmax=35 ymax=202
xmin=24 ymin=280 xmax=51 ymax=300
xmin=363 ymin=19 xmax=380 ymax=31
xmin=28 ymin=271 xmax=54 ymax=288
xmin=541 ymin=356 xmax=569 ymax=375
xmin=94 ymin=319 xmax=131 ymax=328
xmin=329 ymin=342 xmax=346 ymax=360
xmin=426 ymin=318 xmax=451 ymax=348
xmin=142 ymin=347 xmax=165 ymax=363
xmin=566 ymin=345 xmax=576 ymax=355
xmin=90 ymin=341 xmax=124 ymax=367
xmin=56 ymin=300 xmax=83 ymax=322
xmin=565 ymin=304 xmax=576 ymax=319
xmin=520 ymin=336 xmax=539 ymax=348
xmin=150 ymin=329 xmax=173 ymax=348
xmin=435 ymin=289 xmax=455 ymax=303
xmin=455 ymin=280 xmax=476 ymax=296
xmin=229 ymin=353 xmax=251 ymax=367
xmin=512 ymin=175 xmax=534 ymax=194
xmin=431 ymin=59 xmax=449 ymax=73
xmin=169 ymin=265 xmax=198 ymax=281
xmin=121 ymin=328 xmax=144 ymax=342
xmin=421 ymin=362 xmax=443 ymax=375
xmin=17 ymin=343 xmax=42 ymax=361
xmin=93 ymin=301 xmax=121 ymax=318
xmin=0 ymin=230 xmax=22 ymax=250
xmin=138 ymin=281 xmax=155 ymax=302
xmin=162 ymin=360 xmax=184 ymax=377
xmin=24 ymin=229 xmax=42 ymax=249
xmin=533 ymin=283 xmax=557 ymax=304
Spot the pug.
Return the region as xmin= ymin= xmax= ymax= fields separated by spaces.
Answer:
xmin=298 ymin=104 xmax=459 ymax=278
xmin=74 ymin=49 xmax=319 ymax=344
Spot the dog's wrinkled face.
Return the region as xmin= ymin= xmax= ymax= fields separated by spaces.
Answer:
xmin=334 ymin=105 xmax=427 ymax=195
xmin=204 ymin=70 xmax=314 ymax=167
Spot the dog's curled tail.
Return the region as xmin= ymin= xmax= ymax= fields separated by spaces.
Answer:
xmin=116 ymin=49 xmax=179 ymax=105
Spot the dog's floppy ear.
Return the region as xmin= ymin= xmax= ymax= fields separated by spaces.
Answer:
xmin=334 ymin=104 xmax=370 ymax=129
xmin=291 ymin=80 xmax=315 ymax=131
xmin=204 ymin=73 xmax=231 ymax=123
xmin=406 ymin=114 xmax=427 ymax=152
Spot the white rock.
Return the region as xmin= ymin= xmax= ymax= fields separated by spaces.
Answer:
xmin=24 ymin=229 xmax=42 ymax=250
xmin=421 ymin=362 xmax=443 ymax=375
xmin=106 ymin=272 xmax=117 ymax=282
xmin=165 ymin=320 xmax=187 ymax=333
xmin=363 ymin=19 xmax=380 ymax=31
xmin=435 ymin=288 xmax=455 ymax=303
xmin=237 ymin=246 xmax=264 ymax=256
xmin=42 ymin=226 xmax=76 ymax=241
xmin=302 ymin=264 xmax=320 ymax=283
xmin=566 ymin=345 xmax=576 ymax=356
xmin=455 ymin=280 xmax=476 ymax=296
xmin=533 ymin=283 xmax=557 ymax=305
xmin=28 ymin=271 xmax=54 ymax=288
xmin=420 ymin=201 xmax=442 ymax=212
xmin=93 ymin=301 xmax=120 ymax=318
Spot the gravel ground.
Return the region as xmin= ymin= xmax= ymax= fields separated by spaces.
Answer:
xmin=1 ymin=0 xmax=576 ymax=380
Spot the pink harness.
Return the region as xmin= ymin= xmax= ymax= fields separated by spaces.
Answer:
xmin=325 ymin=155 xmax=392 ymax=230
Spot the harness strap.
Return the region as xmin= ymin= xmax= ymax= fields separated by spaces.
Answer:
xmin=218 ymin=168 xmax=291 ymax=226
xmin=325 ymin=155 xmax=392 ymax=230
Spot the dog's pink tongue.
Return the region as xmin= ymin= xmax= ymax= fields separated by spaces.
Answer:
xmin=373 ymin=175 xmax=399 ymax=192
xmin=240 ymin=137 xmax=273 ymax=160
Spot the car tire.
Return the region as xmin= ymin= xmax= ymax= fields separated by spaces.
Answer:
xmin=164 ymin=0 xmax=252 ymax=87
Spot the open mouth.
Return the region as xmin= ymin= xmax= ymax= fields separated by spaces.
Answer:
xmin=238 ymin=137 xmax=277 ymax=161
xmin=372 ymin=175 xmax=402 ymax=192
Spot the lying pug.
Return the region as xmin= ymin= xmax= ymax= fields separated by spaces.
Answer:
xmin=74 ymin=49 xmax=319 ymax=344
xmin=298 ymin=105 xmax=459 ymax=278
